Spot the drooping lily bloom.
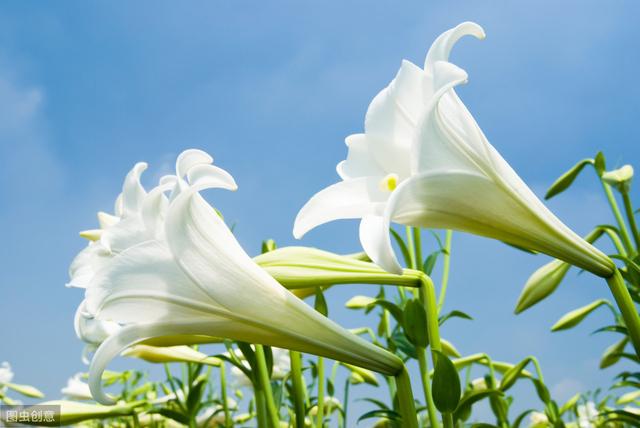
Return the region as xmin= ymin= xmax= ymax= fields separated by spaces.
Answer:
xmin=70 ymin=149 xmax=402 ymax=404
xmin=61 ymin=374 xmax=93 ymax=401
xmin=294 ymin=22 xmax=613 ymax=277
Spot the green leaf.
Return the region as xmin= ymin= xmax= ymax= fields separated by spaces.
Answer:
xmin=432 ymin=350 xmax=461 ymax=413
xmin=423 ymin=252 xmax=439 ymax=275
xmin=545 ymin=158 xmax=594 ymax=199
xmin=600 ymin=337 xmax=629 ymax=369
xmin=499 ymin=357 xmax=533 ymax=391
xmin=314 ymin=287 xmax=328 ymax=317
xmin=454 ymin=389 xmax=503 ymax=422
xmin=512 ymin=410 xmax=536 ymax=428
xmin=551 ymin=299 xmax=610 ymax=331
xmin=559 ymin=393 xmax=581 ymax=415
xmin=390 ymin=228 xmax=412 ymax=268
xmin=594 ymin=151 xmax=606 ymax=176
xmin=403 ymin=299 xmax=428 ymax=348
xmin=357 ymin=409 xmax=401 ymax=423
xmin=374 ymin=300 xmax=405 ymax=327
xmin=439 ymin=310 xmax=473 ymax=326
xmin=531 ymin=379 xmax=551 ymax=404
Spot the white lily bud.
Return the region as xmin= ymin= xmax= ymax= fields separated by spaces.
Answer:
xmin=602 ymin=165 xmax=634 ymax=192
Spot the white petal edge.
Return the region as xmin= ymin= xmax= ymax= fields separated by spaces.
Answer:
xmin=293 ymin=177 xmax=388 ymax=239
xmin=359 ymin=215 xmax=403 ymax=275
xmin=424 ymin=22 xmax=485 ymax=71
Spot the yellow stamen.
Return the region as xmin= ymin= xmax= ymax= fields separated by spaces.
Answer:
xmin=379 ymin=173 xmax=399 ymax=192
xmin=79 ymin=229 xmax=102 ymax=241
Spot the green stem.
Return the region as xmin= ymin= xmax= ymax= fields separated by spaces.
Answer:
xmin=341 ymin=379 xmax=350 ymax=428
xmin=622 ymin=190 xmax=640 ymax=252
xmin=606 ymin=269 xmax=640 ymax=358
xmin=395 ymin=366 xmax=420 ymax=428
xmin=254 ymin=388 xmax=268 ymax=428
xmin=438 ymin=230 xmax=453 ymax=311
xmin=290 ymin=351 xmax=306 ymax=428
xmin=255 ymin=345 xmax=280 ymax=428
xmin=219 ymin=362 xmax=232 ymax=428
xmin=443 ymin=412 xmax=454 ymax=428
xmin=413 ymin=227 xmax=423 ymax=270
xmin=417 ymin=347 xmax=439 ymax=428
xmin=601 ymin=180 xmax=634 ymax=253
xmin=406 ymin=226 xmax=417 ymax=269
xmin=315 ymin=357 xmax=325 ymax=428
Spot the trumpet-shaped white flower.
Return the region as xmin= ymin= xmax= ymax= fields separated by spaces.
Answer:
xmin=70 ymin=149 xmax=402 ymax=404
xmin=0 ymin=362 xmax=14 ymax=386
xmin=294 ymin=22 xmax=613 ymax=277
xmin=61 ymin=373 xmax=93 ymax=401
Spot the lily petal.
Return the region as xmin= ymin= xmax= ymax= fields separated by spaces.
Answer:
xmin=294 ymin=177 xmax=388 ymax=239
xmin=359 ymin=215 xmax=402 ymax=275
xmin=424 ymin=22 xmax=485 ymax=71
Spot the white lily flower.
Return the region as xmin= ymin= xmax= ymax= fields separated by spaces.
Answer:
xmin=293 ymin=22 xmax=613 ymax=277
xmin=577 ymin=401 xmax=598 ymax=428
xmin=0 ymin=362 xmax=14 ymax=386
xmin=528 ymin=411 xmax=549 ymax=428
xmin=71 ymin=149 xmax=402 ymax=404
xmin=61 ymin=373 xmax=93 ymax=401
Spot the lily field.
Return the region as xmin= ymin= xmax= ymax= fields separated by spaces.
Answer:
xmin=1 ymin=2 xmax=640 ymax=428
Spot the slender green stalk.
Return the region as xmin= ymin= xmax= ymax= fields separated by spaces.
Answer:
xmin=219 ymin=362 xmax=232 ymax=428
xmin=395 ymin=366 xmax=420 ymax=428
xmin=406 ymin=226 xmax=417 ymax=269
xmin=341 ymin=379 xmax=350 ymax=428
xmin=601 ymin=180 xmax=634 ymax=253
xmin=315 ymin=357 xmax=325 ymax=428
xmin=413 ymin=227 xmax=423 ymax=270
xmin=622 ymin=190 xmax=640 ymax=252
xmin=606 ymin=269 xmax=640 ymax=358
xmin=438 ymin=230 xmax=453 ymax=311
xmin=417 ymin=347 xmax=439 ymax=428
xmin=255 ymin=345 xmax=280 ymax=428
xmin=254 ymin=388 xmax=268 ymax=428
xmin=443 ymin=413 xmax=454 ymax=428
xmin=530 ymin=357 xmax=544 ymax=384
xmin=290 ymin=351 xmax=306 ymax=428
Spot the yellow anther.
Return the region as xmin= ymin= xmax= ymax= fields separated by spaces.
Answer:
xmin=379 ymin=173 xmax=399 ymax=192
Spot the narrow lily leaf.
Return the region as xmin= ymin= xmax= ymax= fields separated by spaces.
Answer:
xmin=559 ymin=393 xmax=581 ymax=415
xmin=390 ymin=228 xmax=412 ymax=268
xmin=314 ymin=288 xmax=329 ymax=317
xmin=512 ymin=410 xmax=536 ymax=428
xmin=432 ymin=350 xmax=461 ymax=413
xmin=403 ymin=299 xmax=428 ymax=348
xmin=440 ymin=338 xmax=461 ymax=358
xmin=600 ymin=337 xmax=629 ymax=369
xmin=617 ymin=390 xmax=640 ymax=405
xmin=439 ymin=310 xmax=473 ymax=326
xmin=594 ymin=151 xmax=606 ymax=176
xmin=423 ymin=252 xmax=439 ymax=275
xmin=551 ymin=299 xmax=610 ymax=331
xmin=453 ymin=389 xmax=503 ymax=422
xmin=531 ymin=379 xmax=551 ymax=404
xmin=545 ymin=158 xmax=594 ymax=200
xmin=357 ymin=409 xmax=402 ymax=424
xmin=5 ymin=383 xmax=45 ymax=398
xmin=499 ymin=357 xmax=533 ymax=391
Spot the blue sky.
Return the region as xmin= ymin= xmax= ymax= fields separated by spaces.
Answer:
xmin=1 ymin=0 xmax=640 ymax=423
